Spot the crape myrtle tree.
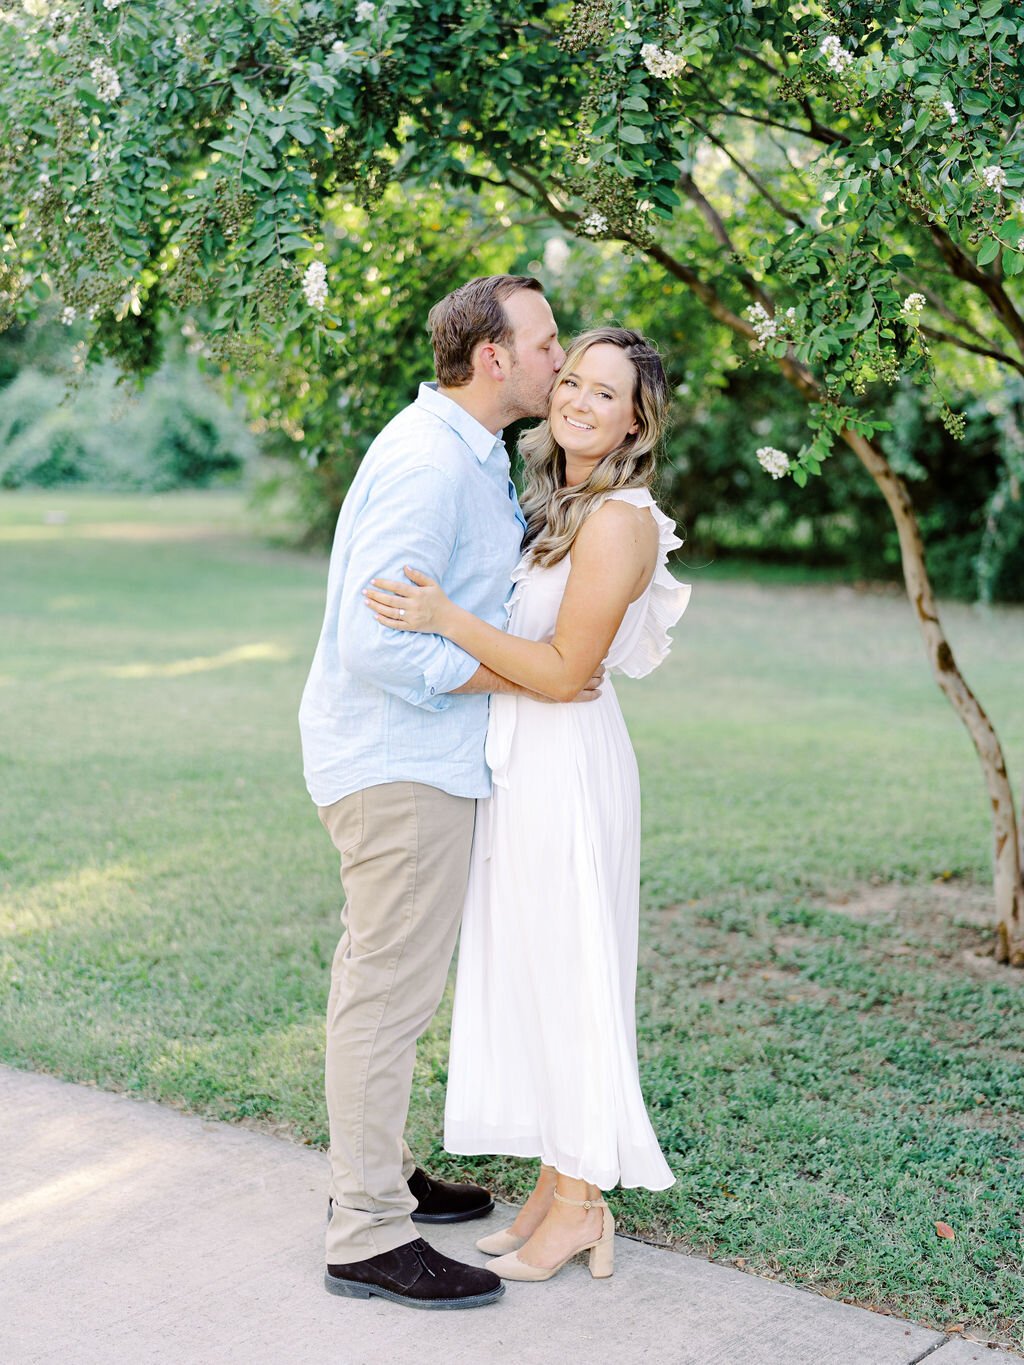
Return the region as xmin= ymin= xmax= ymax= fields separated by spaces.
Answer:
xmin=1 ymin=0 xmax=1022 ymax=961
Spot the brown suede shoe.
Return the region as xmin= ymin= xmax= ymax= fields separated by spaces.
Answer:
xmin=407 ymin=1167 xmax=494 ymax=1224
xmin=327 ymin=1168 xmax=494 ymax=1227
xmin=325 ymin=1238 xmax=504 ymax=1310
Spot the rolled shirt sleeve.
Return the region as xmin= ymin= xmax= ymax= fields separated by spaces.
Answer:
xmin=337 ymin=463 xmax=479 ymax=710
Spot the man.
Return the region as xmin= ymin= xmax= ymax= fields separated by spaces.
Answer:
xmin=300 ymin=275 xmax=596 ymax=1309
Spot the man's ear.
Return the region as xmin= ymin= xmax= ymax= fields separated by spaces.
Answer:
xmin=473 ymin=341 xmax=504 ymax=382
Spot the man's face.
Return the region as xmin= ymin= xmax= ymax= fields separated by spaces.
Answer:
xmin=499 ymin=289 xmax=565 ymax=421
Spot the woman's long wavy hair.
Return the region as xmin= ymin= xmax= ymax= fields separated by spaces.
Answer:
xmin=519 ymin=327 xmax=669 ymax=568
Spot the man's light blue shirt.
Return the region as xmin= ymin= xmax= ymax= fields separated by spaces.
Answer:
xmin=299 ymin=383 xmax=526 ymax=807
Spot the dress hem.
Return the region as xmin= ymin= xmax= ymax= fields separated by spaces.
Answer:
xmin=443 ymin=1136 xmax=676 ymax=1193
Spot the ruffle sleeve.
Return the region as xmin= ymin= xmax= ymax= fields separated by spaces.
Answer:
xmin=603 ymin=491 xmax=691 ymax=679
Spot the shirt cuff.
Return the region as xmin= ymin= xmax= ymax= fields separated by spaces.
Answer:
xmin=421 ymin=642 xmax=478 ymax=708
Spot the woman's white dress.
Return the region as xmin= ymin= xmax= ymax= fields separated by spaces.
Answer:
xmin=444 ymin=488 xmax=691 ymax=1191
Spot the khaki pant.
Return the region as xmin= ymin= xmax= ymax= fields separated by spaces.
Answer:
xmin=319 ymin=781 xmax=476 ymax=1265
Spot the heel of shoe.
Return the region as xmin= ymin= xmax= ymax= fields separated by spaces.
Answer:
xmin=588 ymin=1210 xmax=615 ymax=1279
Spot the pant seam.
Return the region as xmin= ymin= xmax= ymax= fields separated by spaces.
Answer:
xmin=360 ymin=783 xmax=421 ymax=1257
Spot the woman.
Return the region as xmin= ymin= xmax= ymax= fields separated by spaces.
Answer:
xmin=364 ymin=327 xmax=690 ymax=1283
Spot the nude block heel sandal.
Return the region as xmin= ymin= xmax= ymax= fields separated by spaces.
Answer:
xmin=485 ymin=1191 xmax=614 ymax=1282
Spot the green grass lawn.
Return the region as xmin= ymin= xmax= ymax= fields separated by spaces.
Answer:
xmin=2 ymin=490 xmax=1022 ymax=1348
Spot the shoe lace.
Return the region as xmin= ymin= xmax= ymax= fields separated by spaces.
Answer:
xmin=409 ymin=1239 xmax=437 ymax=1279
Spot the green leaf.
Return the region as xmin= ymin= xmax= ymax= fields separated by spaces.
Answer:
xmin=792 ymin=467 xmax=808 ymax=487
xmin=242 ymin=166 xmax=277 ymax=189
xmin=619 ymin=124 xmax=647 ymax=146
xmin=975 ymin=237 xmax=1001 ymax=267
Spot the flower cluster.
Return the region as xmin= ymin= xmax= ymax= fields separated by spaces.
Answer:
xmin=89 ymin=56 xmax=121 ymax=101
xmin=60 ymin=304 xmax=76 ymax=325
xmin=355 ymin=1 xmax=376 ymax=20
xmin=745 ymin=302 xmax=777 ymax=348
xmin=981 ymin=165 xmax=1008 ymax=193
xmin=640 ymin=43 xmax=686 ymax=79
xmin=580 ymin=211 xmax=608 ymax=237
xmin=942 ymin=100 xmax=958 ymax=126
xmin=302 ymin=259 xmax=328 ymax=311
xmin=756 ymin=447 xmax=791 ymax=480
xmin=819 ymin=35 xmax=853 ymax=75
xmin=103 ymin=0 xmax=125 ymax=10
xmin=901 ymin=292 xmax=926 ymax=317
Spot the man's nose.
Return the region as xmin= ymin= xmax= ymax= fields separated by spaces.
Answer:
xmin=552 ymin=340 xmax=566 ymax=370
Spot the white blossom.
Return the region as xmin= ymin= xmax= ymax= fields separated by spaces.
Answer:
xmin=330 ymin=38 xmax=351 ymax=60
xmin=1018 ymin=237 xmax=1024 ymax=253
xmin=640 ymin=43 xmax=687 ymax=79
xmin=115 ymin=283 xmax=141 ymax=320
xmin=89 ymin=56 xmax=121 ymax=101
xmin=981 ymin=165 xmax=1008 ymax=193
xmin=60 ymin=304 xmax=76 ymax=325
xmin=901 ymin=292 xmax=926 ymax=315
xmin=580 ymin=211 xmax=608 ymax=237
xmin=303 ymin=258 xmax=328 ymax=311
xmin=942 ymin=100 xmax=958 ymax=126
xmin=756 ymin=446 xmax=791 ymax=480
xmin=543 ymin=236 xmax=569 ymax=273
xmin=103 ymin=0 xmax=125 ymax=10
xmin=21 ymin=0 xmax=50 ymax=18
xmin=745 ymin=301 xmax=777 ymax=348
xmin=819 ymin=34 xmax=853 ymax=75
xmin=355 ymin=1 xmax=376 ymax=20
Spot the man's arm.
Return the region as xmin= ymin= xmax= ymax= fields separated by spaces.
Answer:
xmin=338 ymin=463 xmax=478 ymax=710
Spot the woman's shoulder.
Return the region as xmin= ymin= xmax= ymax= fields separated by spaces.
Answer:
xmin=578 ymin=492 xmax=656 ymax=542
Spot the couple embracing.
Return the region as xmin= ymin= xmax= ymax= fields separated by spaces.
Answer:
xmin=298 ymin=274 xmax=690 ymax=1310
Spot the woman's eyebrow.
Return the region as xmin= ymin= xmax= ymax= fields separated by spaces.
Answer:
xmin=562 ymin=370 xmax=618 ymax=393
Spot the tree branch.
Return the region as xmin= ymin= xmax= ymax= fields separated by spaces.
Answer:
xmin=919 ymin=324 xmax=1024 ymax=377
xmin=678 ymin=172 xmax=774 ymax=310
xmin=926 ymin=220 xmax=1024 ymax=359
xmin=689 ymin=118 xmax=806 ymax=228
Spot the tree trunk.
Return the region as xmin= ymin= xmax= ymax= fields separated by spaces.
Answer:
xmin=839 ymin=428 xmax=1024 ymax=964
xmin=631 ymin=238 xmax=1024 ymax=962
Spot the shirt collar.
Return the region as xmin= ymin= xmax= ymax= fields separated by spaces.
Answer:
xmin=415 ymin=382 xmax=505 ymax=465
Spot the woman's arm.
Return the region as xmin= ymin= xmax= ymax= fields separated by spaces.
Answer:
xmin=365 ymin=500 xmax=658 ymax=702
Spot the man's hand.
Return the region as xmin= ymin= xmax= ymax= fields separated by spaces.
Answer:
xmin=572 ymin=668 xmax=605 ymax=702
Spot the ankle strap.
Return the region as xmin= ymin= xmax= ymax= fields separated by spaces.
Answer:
xmin=553 ymin=1191 xmax=606 ymax=1209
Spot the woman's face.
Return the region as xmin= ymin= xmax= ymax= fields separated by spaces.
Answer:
xmin=549 ymin=343 xmax=638 ymax=463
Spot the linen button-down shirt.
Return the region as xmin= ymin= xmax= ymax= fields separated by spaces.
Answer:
xmin=299 ymin=383 xmax=527 ymax=807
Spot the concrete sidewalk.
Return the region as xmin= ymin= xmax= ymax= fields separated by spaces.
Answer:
xmin=1 ymin=1066 xmax=1015 ymax=1365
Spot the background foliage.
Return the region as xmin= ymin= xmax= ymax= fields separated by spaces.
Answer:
xmin=1 ymin=0 xmax=1022 ymax=596
xmin=0 ymin=321 xmax=256 ymax=492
